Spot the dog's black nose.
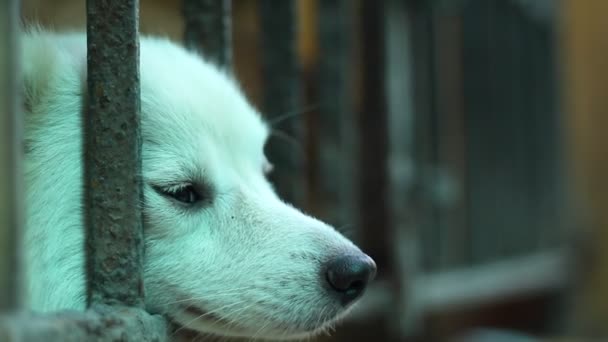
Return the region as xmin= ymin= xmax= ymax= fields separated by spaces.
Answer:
xmin=325 ymin=254 xmax=376 ymax=305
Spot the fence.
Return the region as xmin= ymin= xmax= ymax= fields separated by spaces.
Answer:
xmin=0 ymin=0 xmax=231 ymax=340
xmin=4 ymin=0 xmax=608 ymax=341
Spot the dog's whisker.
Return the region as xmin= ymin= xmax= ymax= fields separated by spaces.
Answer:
xmin=210 ymin=304 xmax=258 ymax=339
xmin=172 ymin=300 xmax=248 ymax=336
xmin=162 ymin=287 xmax=257 ymax=306
xmin=335 ymin=222 xmax=359 ymax=239
xmin=220 ymin=303 xmax=255 ymax=328
xmin=316 ymin=307 xmax=328 ymax=332
xmin=267 ymin=104 xmax=319 ymax=127
xmin=269 ymin=129 xmax=303 ymax=152
xmin=249 ymin=317 xmax=274 ymax=342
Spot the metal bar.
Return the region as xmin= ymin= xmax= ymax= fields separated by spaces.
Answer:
xmin=317 ymin=0 xmax=355 ymax=227
xmin=183 ymin=0 xmax=232 ymax=69
xmin=385 ymin=0 xmax=420 ymax=337
xmin=344 ymin=250 xmax=568 ymax=322
xmin=357 ymin=0 xmax=390 ymax=270
xmin=259 ymin=0 xmax=304 ymax=206
xmin=434 ymin=15 xmax=468 ymax=269
xmin=408 ymin=2 xmax=440 ymax=272
xmin=85 ymin=0 xmax=144 ymax=308
xmin=414 ymin=249 xmax=569 ymax=312
xmin=0 ymin=1 xmax=168 ymax=340
xmin=560 ymin=0 xmax=608 ymax=335
xmin=0 ymin=0 xmax=23 ymax=313
xmin=1 ymin=305 xmax=167 ymax=341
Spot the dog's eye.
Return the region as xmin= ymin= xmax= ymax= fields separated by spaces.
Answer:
xmin=171 ymin=185 xmax=200 ymax=204
xmin=158 ymin=184 xmax=201 ymax=204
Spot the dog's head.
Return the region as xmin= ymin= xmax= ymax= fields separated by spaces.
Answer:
xmin=23 ymin=30 xmax=375 ymax=339
xmin=138 ymin=38 xmax=376 ymax=340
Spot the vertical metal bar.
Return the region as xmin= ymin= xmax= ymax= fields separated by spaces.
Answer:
xmin=463 ymin=0 xmax=559 ymax=265
xmin=385 ymin=0 xmax=420 ymax=337
xmin=408 ymin=2 xmax=440 ymax=272
xmin=434 ymin=15 xmax=467 ymax=269
xmin=561 ymin=0 xmax=608 ymax=336
xmin=85 ymin=0 xmax=144 ymax=308
xmin=183 ymin=0 xmax=232 ymax=69
xmin=358 ymin=0 xmax=389 ymax=270
xmin=317 ymin=0 xmax=355 ymax=228
xmin=260 ymin=0 xmax=304 ymax=206
xmin=0 ymin=0 xmax=23 ymax=313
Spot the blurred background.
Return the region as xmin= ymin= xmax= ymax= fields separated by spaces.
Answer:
xmin=20 ymin=0 xmax=608 ymax=340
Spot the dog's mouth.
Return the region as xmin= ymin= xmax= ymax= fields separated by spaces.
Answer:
xmin=170 ymin=302 xmax=341 ymax=340
xmin=174 ymin=304 xmax=247 ymax=330
xmin=170 ymin=304 xmax=250 ymax=338
xmin=182 ymin=305 xmax=228 ymax=324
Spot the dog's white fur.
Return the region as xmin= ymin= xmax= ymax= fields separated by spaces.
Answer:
xmin=22 ymin=30 xmax=372 ymax=340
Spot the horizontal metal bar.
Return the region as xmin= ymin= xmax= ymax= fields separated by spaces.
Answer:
xmin=345 ymin=250 xmax=569 ymax=324
xmin=1 ymin=305 xmax=167 ymax=341
xmin=85 ymin=0 xmax=145 ymax=308
xmin=414 ymin=249 xmax=569 ymax=312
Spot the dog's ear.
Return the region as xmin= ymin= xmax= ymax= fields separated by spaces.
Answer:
xmin=22 ymin=30 xmax=87 ymax=113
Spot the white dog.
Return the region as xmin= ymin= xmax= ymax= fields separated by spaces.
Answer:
xmin=21 ymin=30 xmax=376 ymax=340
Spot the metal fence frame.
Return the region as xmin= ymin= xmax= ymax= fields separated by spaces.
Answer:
xmin=0 ymin=0 xmax=231 ymax=340
xmin=0 ymin=0 xmax=576 ymax=340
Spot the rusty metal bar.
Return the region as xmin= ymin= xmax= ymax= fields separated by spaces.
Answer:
xmin=0 ymin=0 xmax=169 ymax=340
xmin=0 ymin=0 xmax=23 ymax=313
xmin=1 ymin=305 xmax=167 ymax=341
xmin=183 ymin=0 xmax=232 ymax=69
xmin=260 ymin=0 xmax=304 ymax=206
xmin=85 ymin=0 xmax=145 ymax=308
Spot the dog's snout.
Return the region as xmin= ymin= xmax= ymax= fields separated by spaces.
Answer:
xmin=324 ymin=254 xmax=376 ymax=305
